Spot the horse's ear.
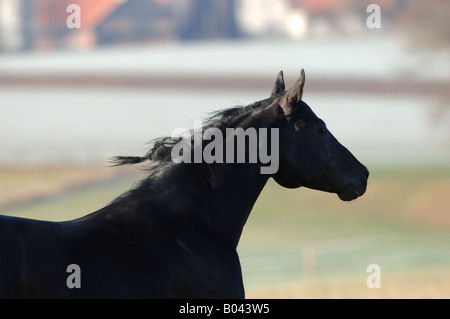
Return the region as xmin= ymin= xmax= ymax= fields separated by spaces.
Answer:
xmin=279 ymin=69 xmax=305 ymax=115
xmin=271 ymin=70 xmax=285 ymax=96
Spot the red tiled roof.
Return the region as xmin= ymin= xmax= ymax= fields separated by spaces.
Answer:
xmin=37 ymin=0 xmax=122 ymax=29
xmin=291 ymin=0 xmax=396 ymax=13
xmin=77 ymin=0 xmax=121 ymax=29
xmin=293 ymin=0 xmax=342 ymax=13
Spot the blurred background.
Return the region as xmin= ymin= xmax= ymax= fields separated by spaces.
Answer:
xmin=0 ymin=0 xmax=449 ymax=298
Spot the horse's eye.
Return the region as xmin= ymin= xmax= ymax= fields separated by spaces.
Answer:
xmin=318 ymin=127 xmax=327 ymax=135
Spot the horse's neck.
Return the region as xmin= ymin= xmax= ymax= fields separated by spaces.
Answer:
xmin=202 ymin=163 xmax=270 ymax=248
xmin=104 ymin=111 xmax=277 ymax=248
xmin=153 ymin=162 xmax=270 ymax=249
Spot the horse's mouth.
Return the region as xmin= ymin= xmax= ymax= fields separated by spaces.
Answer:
xmin=337 ymin=185 xmax=363 ymax=201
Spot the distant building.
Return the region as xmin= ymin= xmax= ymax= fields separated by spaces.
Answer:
xmin=0 ymin=0 xmax=24 ymax=50
xmin=0 ymin=0 xmax=408 ymax=51
xmin=237 ymin=0 xmax=406 ymax=38
xmin=34 ymin=0 xmax=125 ymax=50
xmin=0 ymin=0 xmax=173 ymax=50
xmin=16 ymin=0 xmax=239 ymax=50
xmin=290 ymin=0 xmax=401 ymax=35
xmin=97 ymin=0 xmax=173 ymax=45
xmin=174 ymin=0 xmax=239 ymax=40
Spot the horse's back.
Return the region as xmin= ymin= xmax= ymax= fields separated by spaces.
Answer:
xmin=0 ymin=215 xmax=24 ymax=298
xmin=0 ymin=212 xmax=245 ymax=298
xmin=0 ymin=213 xmax=160 ymax=298
xmin=0 ymin=215 xmax=57 ymax=297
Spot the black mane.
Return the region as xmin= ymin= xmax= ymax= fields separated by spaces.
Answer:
xmin=111 ymin=97 xmax=275 ymax=171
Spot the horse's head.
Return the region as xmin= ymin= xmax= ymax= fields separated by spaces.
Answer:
xmin=270 ymin=70 xmax=369 ymax=201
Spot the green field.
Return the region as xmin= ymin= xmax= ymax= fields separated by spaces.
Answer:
xmin=2 ymin=165 xmax=450 ymax=298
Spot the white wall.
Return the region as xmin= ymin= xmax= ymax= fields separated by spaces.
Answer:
xmin=0 ymin=0 xmax=23 ymax=50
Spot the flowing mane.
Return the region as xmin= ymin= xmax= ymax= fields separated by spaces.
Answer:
xmin=107 ymin=97 xmax=281 ymax=207
xmin=111 ymin=97 xmax=278 ymax=172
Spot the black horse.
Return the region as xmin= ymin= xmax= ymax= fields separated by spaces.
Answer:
xmin=0 ymin=70 xmax=368 ymax=298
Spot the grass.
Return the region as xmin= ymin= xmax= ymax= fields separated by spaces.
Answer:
xmin=246 ymin=266 xmax=450 ymax=298
xmin=0 ymin=164 xmax=145 ymax=221
xmin=1 ymin=164 xmax=450 ymax=298
xmin=237 ymin=166 xmax=450 ymax=297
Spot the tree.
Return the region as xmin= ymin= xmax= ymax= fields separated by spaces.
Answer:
xmin=399 ymin=0 xmax=450 ymax=53
xmin=399 ymin=0 xmax=450 ymax=127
